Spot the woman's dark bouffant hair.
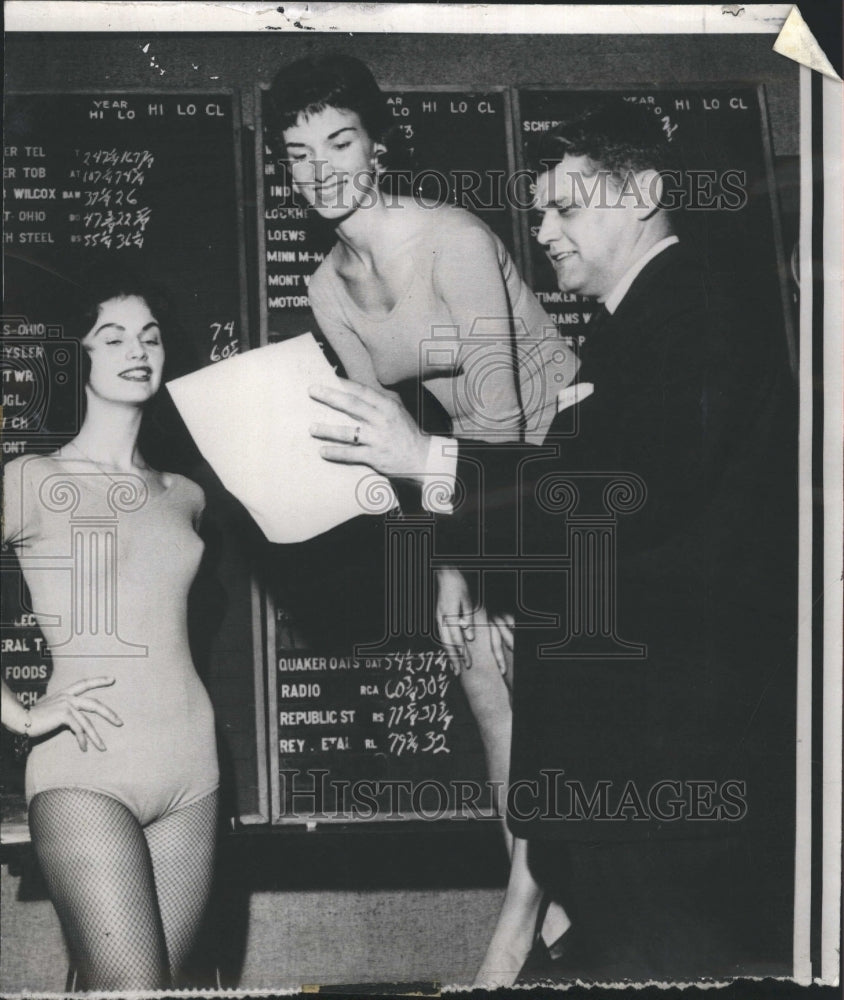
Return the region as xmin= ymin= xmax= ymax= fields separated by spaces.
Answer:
xmin=266 ymin=53 xmax=390 ymax=142
xmin=53 ymin=264 xmax=200 ymax=468
xmin=266 ymin=52 xmax=418 ymax=178
xmin=66 ymin=263 xmax=193 ymax=386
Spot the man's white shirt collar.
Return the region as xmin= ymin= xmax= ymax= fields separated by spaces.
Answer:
xmin=555 ymin=236 xmax=679 ymax=415
xmin=602 ymin=236 xmax=679 ymax=315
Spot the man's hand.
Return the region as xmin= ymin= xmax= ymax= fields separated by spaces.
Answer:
xmin=309 ymin=380 xmax=430 ymax=484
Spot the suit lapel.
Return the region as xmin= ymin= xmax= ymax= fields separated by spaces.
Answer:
xmin=607 ymin=242 xmax=684 ymax=332
xmin=579 ymin=243 xmax=685 ymax=384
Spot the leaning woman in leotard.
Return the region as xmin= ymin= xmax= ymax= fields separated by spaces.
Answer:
xmin=1 ymin=273 xmax=219 ymax=991
xmin=267 ymin=54 xmax=576 ymax=986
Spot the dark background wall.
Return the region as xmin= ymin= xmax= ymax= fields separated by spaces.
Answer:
xmin=6 ymin=32 xmax=798 ymax=154
xmin=4 ymin=31 xmax=802 ymax=245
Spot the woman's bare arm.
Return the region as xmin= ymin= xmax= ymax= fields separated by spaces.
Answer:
xmin=431 ymin=222 xmax=523 ymax=442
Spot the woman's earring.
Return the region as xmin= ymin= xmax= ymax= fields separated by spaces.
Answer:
xmin=372 ymin=144 xmax=387 ymax=177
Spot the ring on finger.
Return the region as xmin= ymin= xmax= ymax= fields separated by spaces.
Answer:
xmin=353 ymin=425 xmax=362 ymax=445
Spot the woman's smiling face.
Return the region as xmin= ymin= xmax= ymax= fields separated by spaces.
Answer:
xmin=82 ymin=295 xmax=164 ymax=405
xmin=282 ymin=106 xmax=383 ymax=220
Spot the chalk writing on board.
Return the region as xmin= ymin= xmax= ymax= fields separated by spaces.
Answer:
xmin=5 ymin=144 xmax=157 ymax=250
xmin=209 ymin=320 xmax=240 ymax=363
xmin=275 ymin=648 xmax=458 ymax=762
xmin=74 ymin=148 xmax=155 ymax=248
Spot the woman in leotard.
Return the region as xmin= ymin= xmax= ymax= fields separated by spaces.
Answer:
xmin=267 ymin=54 xmax=576 ymax=986
xmin=1 ymin=272 xmax=219 ymax=991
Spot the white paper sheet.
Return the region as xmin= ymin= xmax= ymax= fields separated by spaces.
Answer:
xmin=166 ymin=334 xmax=398 ymax=542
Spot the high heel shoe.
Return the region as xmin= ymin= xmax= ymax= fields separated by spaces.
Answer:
xmin=545 ymin=927 xmax=573 ymax=963
xmin=539 ymin=897 xmax=572 ymax=959
xmin=518 ymin=926 xmax=578 ymax=982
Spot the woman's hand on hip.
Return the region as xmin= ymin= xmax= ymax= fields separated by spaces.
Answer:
xmin=25 ymin=677 xmax=123 ymax=752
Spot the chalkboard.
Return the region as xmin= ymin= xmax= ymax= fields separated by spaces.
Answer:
xmin=1 ymin=91 xmax=267 ymax=834
xmin=514 ymin=85 xmax=795 ymax=370
xmin=255 ymin=86 xmax=519 ymax=824
xmin=264 ymin=509 xmax=504 ymax=824
xmin=2 ymin=82 xmax=794 ymax=836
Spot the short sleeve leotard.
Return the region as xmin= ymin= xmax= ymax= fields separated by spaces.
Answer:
xmin=2 ymin=454 xmax=219 ymax=826
xmin=308 ymin=205 xmax=579 ymax=444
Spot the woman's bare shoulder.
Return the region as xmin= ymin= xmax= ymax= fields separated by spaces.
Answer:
xmin=1 ymin=454 xmax=61 ymax=543
xmin=419 ymin=205 xmax=502 ymax=258
xmin=1 ymin=455 xmax=29 ymax=499
xmin=412 ymin=208 xmax=504 ymax=282
xmin=384 ymin=198 xmax=486 ymax=236
xmin=2 ymin=453 xmax=64 ymax=489
xmin=417 ymin=203 xmax=491 ymax=235
xmin=164 ymin=471 xmax=205 ymax=505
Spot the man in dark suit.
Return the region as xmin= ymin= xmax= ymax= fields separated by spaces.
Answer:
xmin=310 ymin=102 xmax=796 ymax=981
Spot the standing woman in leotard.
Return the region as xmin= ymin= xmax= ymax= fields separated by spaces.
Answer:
xmin=267 ymin=54 xmax=577 ymax=986
xmin=1 ymin=272 xmax=219 ymax=991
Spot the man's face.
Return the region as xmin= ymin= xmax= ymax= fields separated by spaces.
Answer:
xmin=533 ymin=154 xmax=644 ymax=300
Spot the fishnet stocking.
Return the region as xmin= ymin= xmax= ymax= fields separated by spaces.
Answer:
xmin=29 ymin=787 xmax=218 ymax=991
xmin=144 ymin=789 xmax=218 ymax=983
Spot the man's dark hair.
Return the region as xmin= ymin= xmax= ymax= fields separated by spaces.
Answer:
xmin=532 ymin=100 xmax=677 ymax=180
xmin=266 ymin=53 xmax=389 ymax=143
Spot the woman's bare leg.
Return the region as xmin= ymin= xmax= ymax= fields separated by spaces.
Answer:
xmin=458 ymin=612 xmax=570 ymax=986
xmin=474 ymin=837 xmax=545 ymax=986
xmin=457 ymin=610 xmax=513 ymax=833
